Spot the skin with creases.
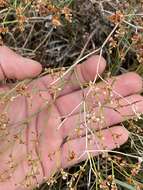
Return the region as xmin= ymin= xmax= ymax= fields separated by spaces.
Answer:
xmin=0 ymin=46 xmax=142 ymax=190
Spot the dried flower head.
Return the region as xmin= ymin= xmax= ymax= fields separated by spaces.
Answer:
xmin=0 ymin=0 xmax=8 ymax=7
xmin=16 ymin=7 xmax=26 ymax=31
xmin=0 ymin=112 xmax=9 ymax=130
xmin=108 ymin=11 xmax=124 ymax=24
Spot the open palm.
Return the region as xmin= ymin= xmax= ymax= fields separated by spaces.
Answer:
xmin=0 ymin=46 xmax=142 ymax=190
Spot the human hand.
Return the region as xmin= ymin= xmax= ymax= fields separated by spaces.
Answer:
xmin=0 ymin=46 xmax=142 ymax=190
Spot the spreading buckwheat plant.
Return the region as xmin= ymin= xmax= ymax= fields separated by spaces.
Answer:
xmin=0 ymin=0 xmax=142 ymax=190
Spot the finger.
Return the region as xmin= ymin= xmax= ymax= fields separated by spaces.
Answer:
xmin=61 ymin=94 xmax=143 ymax=139
xmin=0 ymin=146 xmax=44 ymax=190
xmin=0 ymin=85 xmax=9 ymax=93
xmin=0 ymin=94 xmax=45 ymax=189
xmin=0 ymin=46 xmax=42 ymax=80
xmin=56 ymin=72 xmax=142 ymax=115
xmin=61 ymin=126 xmax=129 ymax=168
xmin=42 ymin=55 xmax=106 ymax=96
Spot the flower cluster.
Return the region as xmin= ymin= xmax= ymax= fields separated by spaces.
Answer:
xmin=0 ymin=0 xmax=8 ymax=8
xmin=16 ymin=7 xmax=27 ymax=31
xmin=108 ymin=11 xmax=124 ymax=24
xmin=33 ymin=0 xmax=72 ymax=27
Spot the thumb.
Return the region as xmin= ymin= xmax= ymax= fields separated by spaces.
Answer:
xmin=0 ymin=46 xmax=42 ymax=80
